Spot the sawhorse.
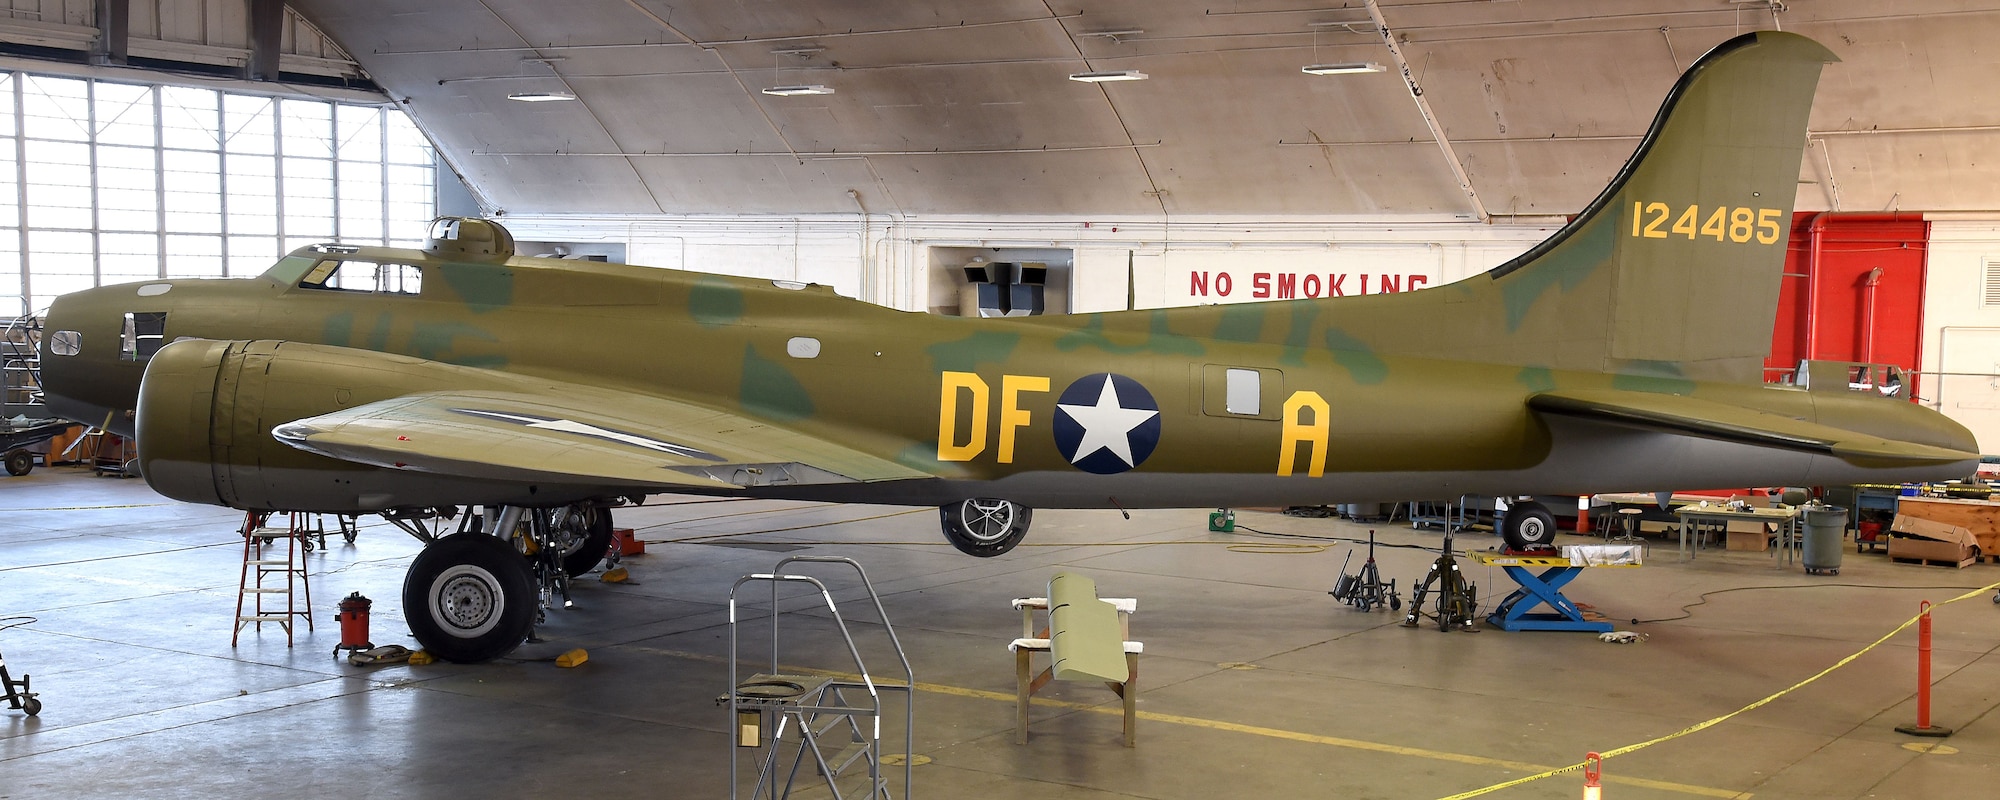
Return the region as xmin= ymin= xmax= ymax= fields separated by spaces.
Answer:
xmin=1469 ymin=551 xmax=1633 ymax=633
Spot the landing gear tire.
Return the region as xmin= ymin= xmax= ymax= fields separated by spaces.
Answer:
xmin=1501 ymin=501 xmax=1556 ymax=550
xmin=403 ymin=532 xmax=536 ymax=663
xmin=555 ymin=505 xmax=615 ymax=577
xmin=940 ymin=498 xmax=1031 ymax=557
xmin=3 ymin=449 xmax=31 ymax=476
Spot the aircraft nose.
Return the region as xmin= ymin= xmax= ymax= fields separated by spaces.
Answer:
xmin=34 ymin=287 xmax=131 ymax=430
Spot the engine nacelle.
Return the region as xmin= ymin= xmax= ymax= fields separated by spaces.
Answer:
xmin=135 ymin=339 xmax=594 ymax=512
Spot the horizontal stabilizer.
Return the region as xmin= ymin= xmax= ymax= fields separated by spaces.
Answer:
xmin=1046 ymin=572 xmax=1129 ymax=683
xmin=1528 ymin=389 xmax=1979 ymax=467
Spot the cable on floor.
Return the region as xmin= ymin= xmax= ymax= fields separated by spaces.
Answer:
xmin=1631 ymin=582 xmax=1996 ymax=624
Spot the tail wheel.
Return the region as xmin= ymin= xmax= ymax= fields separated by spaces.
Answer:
xmin=553 ymin=505 xmax=615 ymax=577
xmin=939 ymin=498 xmax=1031 ymax=557
xmin=4 ymin=449 xmax=31 ymax=476
xmin=1501 ymin=501 xmax=1557 ymax=550
xmin=403 ymin=532 xmax=536 ymax=663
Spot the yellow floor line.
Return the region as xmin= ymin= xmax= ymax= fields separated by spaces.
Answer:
xmin=626 ymin=644 xmax=1742 ymax=798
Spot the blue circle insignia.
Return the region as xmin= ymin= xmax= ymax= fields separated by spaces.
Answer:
xmin=1051 ymin=373 xmax=1162 ymax=475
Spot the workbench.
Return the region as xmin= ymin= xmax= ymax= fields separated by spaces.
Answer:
xmin=1672 ymin=504 xmax=1799 ymax=562
xmin=1468 ymin=549 xmax=1638 ymax=633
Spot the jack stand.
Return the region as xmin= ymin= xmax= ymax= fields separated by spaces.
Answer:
xmin=1330 ymin=530 xmax=1401 ymax=612
xmin=1402 ymin=524 xmax=1479 ymax=632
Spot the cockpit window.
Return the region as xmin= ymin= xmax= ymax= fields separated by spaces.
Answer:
xmin=299 ymin=260 xmax=424 ymax=295
xmin=121 ymin=312 xmax=167 ymax=361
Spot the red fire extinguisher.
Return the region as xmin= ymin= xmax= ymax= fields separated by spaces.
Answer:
xmin=335 ymin=592 xmax=373 ymax=655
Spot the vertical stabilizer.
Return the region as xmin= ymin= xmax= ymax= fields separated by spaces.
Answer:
xmin=1479 ymin=31 xmax=1838 ymax=381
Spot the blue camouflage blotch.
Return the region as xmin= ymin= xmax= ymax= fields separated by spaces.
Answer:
xmin=1323 ymin=327 xmax=1389 ymax=385
xmin=1281 ymin=303 xmax=1319 ymax=366
xmin=691 ymin=277 xmax=746 ymax=327
xmin=1516 ymin=366 xmax=1557 ymax=393
xmin=323 ymin=312 xmax=354 ymax=347
xmin=1212 ymin=305 xmax=1266 ymax=342
xmin=437 ymin=262 xmax=514 ymax=313
xmin=741 ymin=344 xmax=814 ymax=421
xmin=927 ymin=330 xmax=1021 ymax=373
xmin=1501 ymin=211 xmax=1613 ymax=332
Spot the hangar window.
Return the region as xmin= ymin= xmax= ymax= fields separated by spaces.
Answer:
xmin=0 ymin=72 xmax=437 ymax=315
xmin=120 ymin=311 xmax=166 ymax=361
xmin=299 ymin=260 xmax=423 ymax=295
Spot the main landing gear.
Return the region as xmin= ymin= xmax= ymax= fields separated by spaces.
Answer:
xmin=395 ymin=502 xmax=620 ymax=663
xmin=1499 ymin=500 xmax=1557 ymax=552
xmin=939 ymin=498 xmax=1032 ymax=557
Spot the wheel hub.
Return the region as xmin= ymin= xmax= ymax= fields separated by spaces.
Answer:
xmin=432 ymin=565 xmax=504 ymax=636
xmin=959 ymin=499 xmax=1015 ymax=543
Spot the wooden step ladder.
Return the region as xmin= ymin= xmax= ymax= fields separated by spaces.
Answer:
xmin=232 ymin=511 xmax=314 ymax=646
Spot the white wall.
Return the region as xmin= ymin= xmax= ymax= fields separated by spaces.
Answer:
xmin=492 ymin=213 xmax=1558 ymax=313
xmin=1921 ymin=219 xmax=2000 ymax=454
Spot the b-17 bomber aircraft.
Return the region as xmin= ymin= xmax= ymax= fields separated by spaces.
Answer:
xmin=36 ymin=31 xmax=1980 ymax=662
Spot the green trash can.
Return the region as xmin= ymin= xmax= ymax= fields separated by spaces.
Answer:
xmin=1801 ymin=505 xmax=1847 ymax=576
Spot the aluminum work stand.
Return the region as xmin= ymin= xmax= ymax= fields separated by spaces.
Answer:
xmin=1468 ymin=550 xmax=1637 ymax=633
xmin=727 ymin=557 xmax=913 ymax=800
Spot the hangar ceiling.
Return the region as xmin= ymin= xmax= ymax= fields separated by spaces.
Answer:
xmin=286 ymin=0 xmax=2000 ymax=219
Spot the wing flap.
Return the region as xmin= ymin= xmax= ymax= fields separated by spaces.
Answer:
xmin=272 ymin=387 xmax=928 ymax=490
xmin=1528 ymin=389 xmax=1977 ymax=466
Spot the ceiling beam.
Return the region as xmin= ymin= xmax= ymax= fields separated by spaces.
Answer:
xmin=1365 ymin=0 xmax=1488 ymax=223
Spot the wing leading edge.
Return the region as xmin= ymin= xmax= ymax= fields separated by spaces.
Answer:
xmin=272 ymin=387 xmax=929 ymax=491
xmin=1527 ymin=389 xmax=1978 ymax=467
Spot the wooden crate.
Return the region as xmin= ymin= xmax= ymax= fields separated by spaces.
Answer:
xmin=1896 ymin=496 xmax=2000 ymax=553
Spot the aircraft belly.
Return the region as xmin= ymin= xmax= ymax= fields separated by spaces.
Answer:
xmin=754 ymin=416 xmax=1973 ymax=508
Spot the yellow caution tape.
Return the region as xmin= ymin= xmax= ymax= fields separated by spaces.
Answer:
xmin=1435 ymin=579 xmax=2000 ymax=800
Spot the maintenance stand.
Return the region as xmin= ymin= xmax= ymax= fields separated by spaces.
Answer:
xmin=1468 ymin=550 xmax=1637 ymax=633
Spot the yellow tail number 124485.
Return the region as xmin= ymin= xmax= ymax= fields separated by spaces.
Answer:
xmin=1631 ymin=201 xmax=1784 ymax=245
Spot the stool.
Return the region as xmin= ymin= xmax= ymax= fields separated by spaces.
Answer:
xmin=1611 ymin=508 xmax=1645 ymax=543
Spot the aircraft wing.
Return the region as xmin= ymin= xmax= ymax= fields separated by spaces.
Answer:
xmin=270 ymin=388 xmax=930 ymax=491
xmin=1527 ymin=389 xmax=1978 ymax=466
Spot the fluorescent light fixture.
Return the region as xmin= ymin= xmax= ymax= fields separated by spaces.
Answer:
xmin=762 ymin=84 xmax=835 ymax=96
xmin=1302 ymin=62 xmax=1386 ymax=75
xmin=1069 ymin=70 xmax=1148 ymax=83
xmin=507 ymin=91 xmax=577 ymax=102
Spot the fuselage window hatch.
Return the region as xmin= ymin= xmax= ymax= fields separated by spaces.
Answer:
xmin=1225 ymin=368 xmax=1261 ymax=415
xmin=1201 ymin=364 xmax=1284 ymax=420
xmin=299 ymin=260 xmax=424 ymax=296
xmin=121 ymin=312 xmax=167 ymax=362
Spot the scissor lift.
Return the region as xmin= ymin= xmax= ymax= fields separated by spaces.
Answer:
xmin=1468 ymin=548 xmax=1639 ymax=632
xmin=726 ymin=557 xmax=914 ymax=800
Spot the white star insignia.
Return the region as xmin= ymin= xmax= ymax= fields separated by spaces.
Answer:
xmin=1056 ymin=375 xmax=1159 ymax=467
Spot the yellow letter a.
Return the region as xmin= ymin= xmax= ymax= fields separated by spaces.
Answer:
xmin=1278 ymin=391 xmax=1330 ymax=477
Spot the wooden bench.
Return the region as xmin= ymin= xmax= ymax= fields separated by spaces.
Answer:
xmin=1009 ymin=572 xmax=1140 ymax=746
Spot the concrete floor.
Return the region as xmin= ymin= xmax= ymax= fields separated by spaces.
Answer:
xmin=3 ymin=465 xmax=1998 ymax=800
